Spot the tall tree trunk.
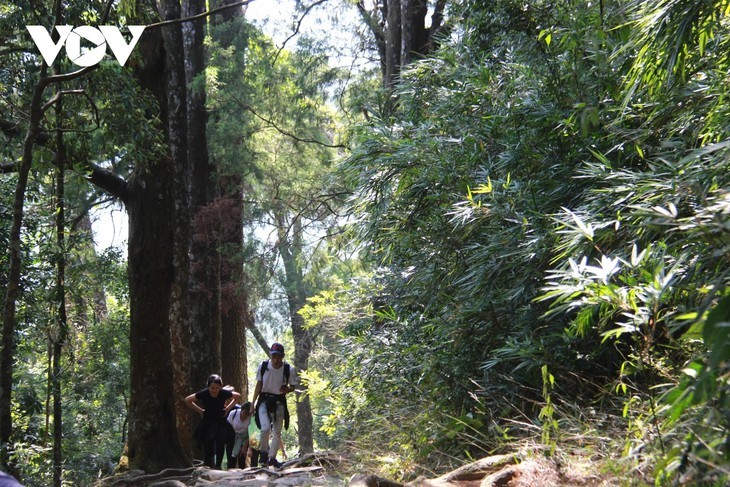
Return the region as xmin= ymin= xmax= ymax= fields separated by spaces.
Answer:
xmin=276 ymin=216 xmax=314 ymax=454
xmin=187 ymin=0 xmax=222 ymax=402
xmin=400 ymin=0 xmax=429 ymax=65
xmin=123 ymin=170 xmax=189 ymax=472
xmin=0 ymin=65 xmax=48 ymax=475
xmin=219 ymin=187 xmax=248 ymax=398
xmin=207 ymin=1 xmax=251 ymax=400
xmin=385 ymin=0 xmax=402 ymax=89
xmin=291 ymin=313 xmax=314 ymax=454
xmin=51 ymin=99 xmax=68 ymax=487
xmin=357 ymin=0 xmax=446 ymax=90
xmin=122 ymin=0 xmax=191 ymax=471
xmin=175 ymin=0 xmax=210 ymax=459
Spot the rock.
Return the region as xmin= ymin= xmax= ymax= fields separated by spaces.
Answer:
xmin=349 ymin=474 xmax=404 ymax=487
xmin=193 ymin=478 xmax=269 ymax=487
xmin=148 ymin=481 xmax=188 ymax=487
xmin=407 ymin=454 xmax=517 ymax=486
xmin=480 ymin=459 xmax=565 ymax=487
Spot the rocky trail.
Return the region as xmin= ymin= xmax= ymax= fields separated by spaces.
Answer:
xmin=97 ymin=451 xmax=618 ymax=487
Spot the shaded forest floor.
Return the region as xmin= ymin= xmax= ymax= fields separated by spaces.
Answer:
xmin=96 ymin=450 xmax=623 ymax=487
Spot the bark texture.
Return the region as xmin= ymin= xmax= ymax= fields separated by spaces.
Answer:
xmin=277 ymin=216 xmax=314 ymax=453
xmin=356 ymin=0 xmax=447 ymax=89
xmin=122 ymin=0 xmax=192 ymax=470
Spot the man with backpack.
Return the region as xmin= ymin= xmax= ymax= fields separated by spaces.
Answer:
xmin=250 ymin=342 xmax=298 ymax=469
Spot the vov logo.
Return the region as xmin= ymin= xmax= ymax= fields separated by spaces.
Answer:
xmin=26 ymin=25 xmax=146 ymax=67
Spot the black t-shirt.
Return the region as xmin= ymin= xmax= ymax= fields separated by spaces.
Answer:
xmin=195 ymin=388 xmax=233 ymax=422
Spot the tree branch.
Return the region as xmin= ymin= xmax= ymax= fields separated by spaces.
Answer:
xmin=82 ymin=160 xmax=131 ymax=204
xmin=428 ymin=0 xmax=448 ymax=50
xmin=273 ymin=0 xmax=330 ymax=65
xmin=40 ymin=90 xmax=101 ymax=134
xmin=145 ymin=0 xmax=254 ymax=30
xmin=229 ymin=98 xmax=348 ymax=149
xmin=247 ymin=318 xmax=272 ymax=355
xmin=355 ymin=0 xmax=386 ymax=76
xmin=0 ymin=47 xmax=28 ymax=58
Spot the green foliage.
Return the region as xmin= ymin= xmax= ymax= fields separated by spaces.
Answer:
xmin=302 ymin=0 xmax=730 ymax=482
xmin=207 ymin=15 xmax=350 ymax=347
xmin=301 ymin=277 xmax=482 ymax=477
xmin=649 ymin=292 xmax=730 ymax=484
xmin=3 ymin=0 xmax=730 ymax=483
xmin=1 ymin=0 xmax=143 ymax=479
xmin=8 ymin=228 xmax=130 ymax=485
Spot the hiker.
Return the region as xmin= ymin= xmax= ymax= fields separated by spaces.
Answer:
xmin=250 ymin=342 xmax=299 ymax=469
xmin=184 ymin=374 xmax=241 ymax=469
xmin=226 ymin=401 xmax=253 ymax=469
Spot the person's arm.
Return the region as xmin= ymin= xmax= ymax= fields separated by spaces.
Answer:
xmin=184 ymin=393 xmax=204 ymax=417
xmin=250 ymin=381 xmax=262 ymax=412
xmin=281 ymin=366 xmax=299 ymax=394
xmin=224 ymin=390 xmax=241 ymax=415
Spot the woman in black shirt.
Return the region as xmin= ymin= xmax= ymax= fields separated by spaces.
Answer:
xmin=185 ymin=374 xmax=241 ymax=469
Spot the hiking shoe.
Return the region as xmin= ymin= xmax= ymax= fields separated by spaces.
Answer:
xmin=267 ymin=457 xmax=283 ymax=469
xmin=259 ymin=451 xmax=268 ymax=467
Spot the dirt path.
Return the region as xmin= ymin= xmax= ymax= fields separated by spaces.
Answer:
xmin=96 ymin=451 xmax=618 ymax=487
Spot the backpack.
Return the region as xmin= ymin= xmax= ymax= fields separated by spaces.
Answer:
xmin=260 ymin=360 xmax=290 ymax=385
xmin=227 ymin=404 xmax=241 ymax=422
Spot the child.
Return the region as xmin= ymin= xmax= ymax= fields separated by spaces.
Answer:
xmin=226 ymin=401 xmax=252 ymax=469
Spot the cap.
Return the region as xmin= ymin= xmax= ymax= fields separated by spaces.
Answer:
xmin=270 ymin=342 xmax=285 ymax=355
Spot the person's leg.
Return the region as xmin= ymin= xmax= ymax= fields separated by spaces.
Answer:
xmin=225 ymin=425 xmax=236 ymax=469
xmin=258 ymin=402 xmax=272 ymax=465
xmin=203 ymin=438 xmax=215 ymax=467
xmin=214 ymin=439 xmax=225 ymax=469
xmin=234 ymin=432 xmax=245 ymax=456
xmin=267 ymin=403 xmax=286 ymax=467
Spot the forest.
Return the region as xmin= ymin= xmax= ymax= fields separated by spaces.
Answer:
xmin=1 ymin=0 xmax=729 ymax=485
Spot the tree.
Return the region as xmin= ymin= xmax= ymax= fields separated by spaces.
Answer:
xmin=0 ymin=0 xmax=96 ymax=469
xmin=1 ymin=0 xmax=197 ymax=471
xmin=205 ymin=15 xmax=349 ymax=451
xmin=0 ymin=59 xmax=47 ymax=476
xmin=205 ymin=0 xmax=250 ymax=400
xmin=50 ymin=100 xmax=69 ymax=487
xmin=354 ymin=0 xmax=447 ymax=88
xmin=253 ymin=45 xmax=345 ymax=453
